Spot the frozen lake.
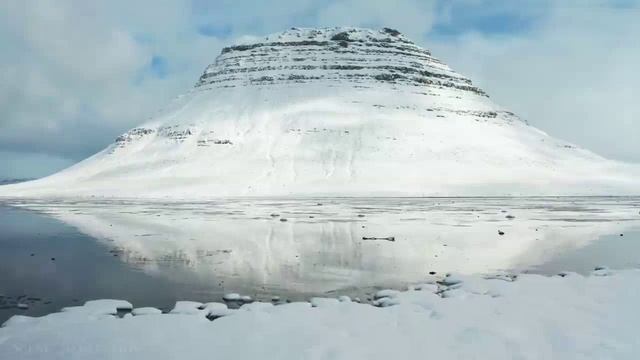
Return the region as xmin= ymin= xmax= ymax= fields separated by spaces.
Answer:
xmin=1 ymin=197 xmax=639 ymax=322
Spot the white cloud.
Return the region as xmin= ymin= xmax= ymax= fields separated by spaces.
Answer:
xmin=427 ymin=1 xmax=640 ymax=162
xmin=316 ymin=0 xmax=438 ymax=39
xmin=0 ymin=0 xmax=224 ymax=163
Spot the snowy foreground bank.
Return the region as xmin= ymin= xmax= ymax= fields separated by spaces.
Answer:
xmin=1 ymin=269 xmax=639 ymax=359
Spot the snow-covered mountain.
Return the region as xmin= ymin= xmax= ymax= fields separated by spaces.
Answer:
xmin=1 ymin=27 xmax=638 ymax=198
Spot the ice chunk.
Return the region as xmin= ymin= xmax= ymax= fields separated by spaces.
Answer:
xmin=593 ymin=267 xmax=613 ymax=277
xmin=169 ymin=301 xmax=204 ymax=315
xmin=374 ymin=289 xmax=400 ymax=300
xmin=201 ymin=302 xmax=235 ymax=318
xmin=62 ymin=299 xmax=133 ymax=316
xmin=222 ymin=293 xmax=241 ymax=301
xmin=132 ymin=307 xmax=162 ymax=316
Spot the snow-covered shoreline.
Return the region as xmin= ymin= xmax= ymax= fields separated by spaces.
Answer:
xmin=2 ymin=269 xmax=639 ymax=359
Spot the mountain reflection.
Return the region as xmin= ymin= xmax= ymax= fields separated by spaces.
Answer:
xmin=10 ymin=197 xmax=640 ymax=294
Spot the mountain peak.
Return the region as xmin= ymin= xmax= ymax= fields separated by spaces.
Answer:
xmin=258 ymin=27 xmax=412 ymax=44
xmin=1 ymin=27 xmax=637 ymax=198
xmin=197 ymin=26 xmax=486 ymax=97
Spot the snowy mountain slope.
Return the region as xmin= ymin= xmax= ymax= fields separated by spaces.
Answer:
xmin=1 ymin=27 xmax=638 ymax=198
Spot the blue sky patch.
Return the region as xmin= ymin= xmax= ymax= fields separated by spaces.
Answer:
xmin=429 ymin=0 xmax=545 ymax=38
xmin=197 ymin=23 xmax=233 ymax=38
xmin=431 ymin=12 xmax=537 ymax=37
xmin=150 ymin=55 xmax=169 ymax=79
xmin=609 ymin=0 xmax=640 ymax=8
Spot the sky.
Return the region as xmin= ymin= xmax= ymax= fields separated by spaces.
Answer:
xmin=0 ymin=0 xmax=638 ymax=179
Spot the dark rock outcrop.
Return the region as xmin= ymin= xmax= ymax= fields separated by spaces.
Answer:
xmin=195 ymin=27 xmax=487 ymax=96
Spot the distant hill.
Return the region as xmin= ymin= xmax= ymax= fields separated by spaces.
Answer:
xmin=0 ymin=178 xmax=33 ymax=186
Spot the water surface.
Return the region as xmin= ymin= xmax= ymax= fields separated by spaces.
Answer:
xmin=1 ymin=197 xmax=639 ymax=322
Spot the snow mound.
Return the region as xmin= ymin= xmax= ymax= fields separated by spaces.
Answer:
xmin=61 ymin=299 xmax=133 ymax=314
xmin=169 ymin=301 xmax=205 ymax=315
xmin=132 ymin=307 xmax=162 ymax=316
xmin=201 ymin=303 xmax=235 ymax=319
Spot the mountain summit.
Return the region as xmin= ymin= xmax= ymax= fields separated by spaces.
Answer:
xmin=1 ymin=27 xmax=638 ymax=198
